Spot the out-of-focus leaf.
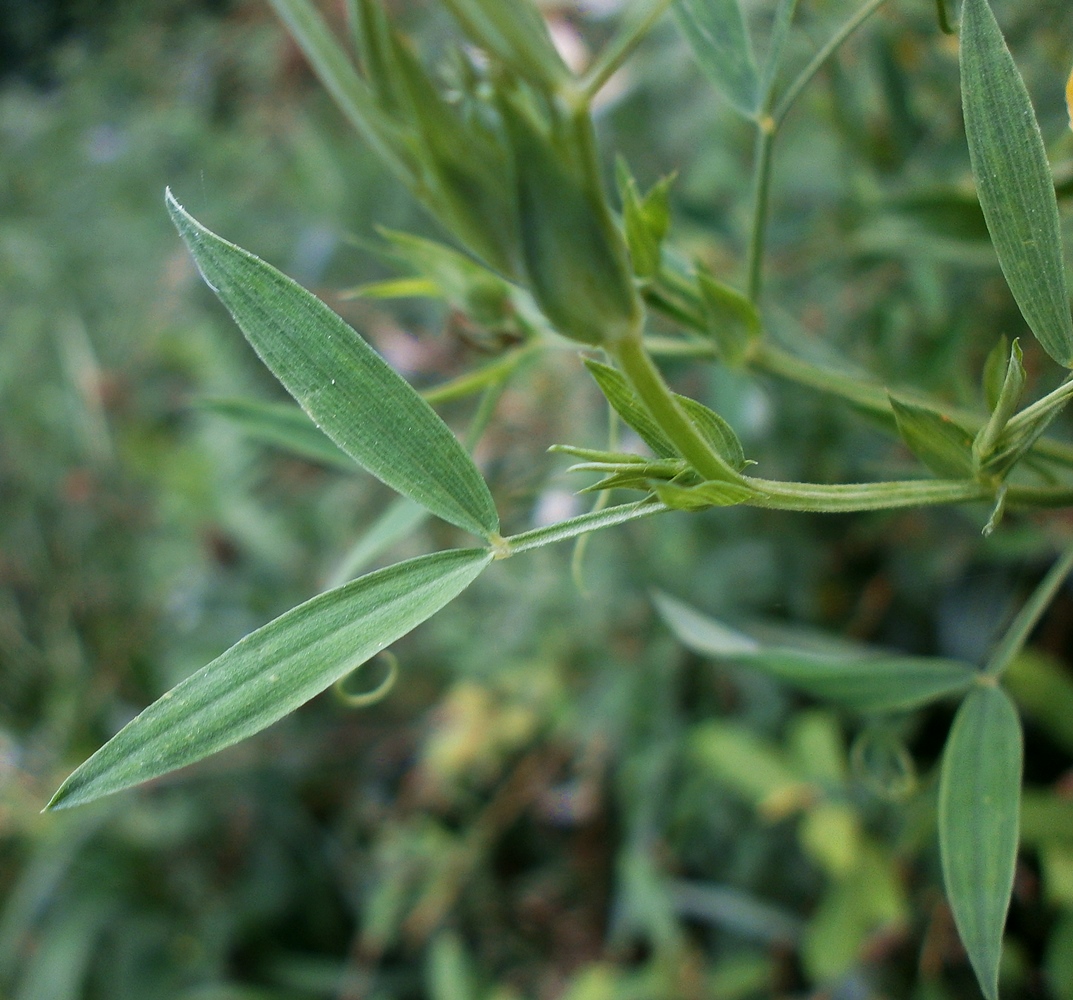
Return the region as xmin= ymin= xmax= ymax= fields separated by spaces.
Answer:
xmin=1005 ymin=650 xmax=1073 ymax=756
xmin=939 ymin=684 xmax=1023 ymax=1000
xmin=201 ymin=398 xmax=354 ymax=471
xmin=47 ymin=548 xmax=492 ymax=809
xmin=440 ymin=0 xmax=569 ymax=90
xmin=696 ymin=269 xmax=761 ymax=365
xmin=656 ymin=593 xmax=977 ymax=712
xmin=983 ymin=336 xmax=1011 ymax=412
xmin=961 ymin=0 xmax=1073 ymax=367
xmin=499 ymin=94 xmax=639 ymax=346
xmin=674 ymin=0 xmax=760 ymax=118
xmin=691 ymin=721 xmax=810 ymax=817
xmin=167 ymin=193 xmax=499 ymax=539
xmin=617 ymin=161 xmax=674 ymax=279
xmin=890 ymin=394 xmax=975 ymax=478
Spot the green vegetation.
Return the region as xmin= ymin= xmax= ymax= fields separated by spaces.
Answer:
xmin=5 ymin=0 xmax=1073 ymax=996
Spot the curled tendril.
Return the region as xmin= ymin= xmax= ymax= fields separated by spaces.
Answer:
xmin=850 ymin=725 xmax=917 ymax=802
xmin=333 ymin=651 xmax=399 ymax=708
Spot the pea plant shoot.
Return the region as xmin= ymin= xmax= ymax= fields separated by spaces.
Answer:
xmin=48 ymin=0 xmax=1073 ymax=996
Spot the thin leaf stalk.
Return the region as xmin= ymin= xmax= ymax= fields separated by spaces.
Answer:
xmin=580 ymin=0 xmax=676 ymax=101
xmin=771 ymin=0 xmax=893 ymax=127
xmin=983 ymin=542 xmax=1073 ymax=679
xmin=746 ymin=119 xmax=776 ymax=302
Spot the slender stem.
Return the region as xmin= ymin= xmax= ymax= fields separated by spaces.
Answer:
xmin=612 ymin=334 xmax=745 ymax=483
xmin=999 ymin=376 xmax=1073 ymax=439
xmin=984 ymin=543 xmax=1073 ymax=679
xmin=423 ymin=345 xmax=537 ymax=405
xmin=772 ymin=0 xmax=892 ymax=127
xmin=746 ymin=121 xmax=777 ymax=302
xmin=500 ymin=499 xmax=668 ymax=557
xmin=580 ymin=0 xmax=675 ymax=101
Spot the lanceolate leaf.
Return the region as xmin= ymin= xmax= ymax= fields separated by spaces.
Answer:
xmin=889 ymin=394 xmax=975 ymax=479
xmin=939 ymin=684 xmax=1023 ymax=1000
xmin=960 ymin=0 xmax=1073 ymax=367
xmin=167 ymin=192 xmax=499 ymax=539
xmin=674 ymin=0 xmax=760 ymax=118
xmin=656 ymin=593 xmax=978 ymax=712
xmin=47 ymin=548 xmax=492 ymax=809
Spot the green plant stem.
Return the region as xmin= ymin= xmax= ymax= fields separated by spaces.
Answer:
xmin=423 ymin=345 xmax=538 ymax=405
xmin=500 ymin=498 xmax=668 ymax=557
xmin=744 ymin=477 xmax=989 ymax=511
xmin=580 ymin=0 xmax=675 ymax=101
xmin=983 ymin=543 xmax=1073 ymax=679
xmin=612 ymin=334 xmax=745 ymax=482
xmin=743 ymin=0 xmax=892 ymax=301
xmin=746 ymin=121 xmax=776 ymax=302
xmin=771 ymin=0 xmax=893 ymax=127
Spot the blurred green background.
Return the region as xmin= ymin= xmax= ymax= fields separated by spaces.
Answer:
xmin=3 ymin=1 xmax=1073 ymax=997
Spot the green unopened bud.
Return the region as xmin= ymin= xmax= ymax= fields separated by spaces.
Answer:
xmin=499 ymin=91 xmax=641 ymax=346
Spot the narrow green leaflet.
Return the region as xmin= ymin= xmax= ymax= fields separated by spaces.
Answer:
xmin=889 ymin=394 xmax=975 ymax=479
xmin=961 ymin=0 xmax=1073 ymax=368
xmin=656 ymin=592 xmax=978 ymax=712
xmin=674 ymin=0 xmax=760 ymax=118
xmin=585 ymin=358 xmax=677 ymax=457
xmin=167 ymin=192 xmax=499 ymax=539
xmin=939 ymin=684 xmax=1023 ymax=1000
xmin=201 ymin=398 xmax=354 ymax=471
xmin=47 ymin=548 xmax=492 ymax=809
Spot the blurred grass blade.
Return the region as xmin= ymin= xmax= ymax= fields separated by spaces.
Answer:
xmin=939 ymin=684 xmax=1023 ymax=1000
xmin=960 ymin=0 xmax=1073 ymax=367
xmin=201 ymin=398 xmax=354 ymax=471
xmin=758 ymin=0 xmax=798 ymax=101
xmin=656 ymin=592 xmax=978 ymax=712
xmin=266 ymin=0 xmax=411 ymax=179
xmin=889 ymin=394 xmax=975 ymax=478
xmin=674 ymin=0 xmax=760 ymax=118
xmin=47 ymin=548 xmax=492 ymax=809
xmin=167 ymin=192 xmax=499 ymax=539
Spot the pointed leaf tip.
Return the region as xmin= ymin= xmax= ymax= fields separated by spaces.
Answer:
xmin=940 ymin=684 xmax=1023 ymax=1000
xmin=47 ymin=548 xmax=492 ymax=809
xmin=960 ymin=0 xmax=1073 ymax=368
xmin=165 ymin=192 xmax=499 ymax=538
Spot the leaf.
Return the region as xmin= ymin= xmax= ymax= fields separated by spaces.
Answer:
xmin=201 ymin=398 xmax=354 ymax=471
xmin=982 ymin=335 xmax=1011 ymax=412
xmin=47 ymin=548 xmax=492 ymax=809
xmin=696 ymin=268 xmax=761 ymax=365
xmin=974 ymin=339 xmax=1026 ymax=466
xmin=889 ymin=394 xmax=975 ymax=478
xmin=585 ymin=359 xmax=677 ymax=457
xmin=674 ymin=0 xmax=760 ymax=118
xmin=656 ymin=592 xmax=978 ymax=712
xmin=939 ymin=684 xmax=1023 ymax=1000
xmin=676 ymin=397 xmax=747 ymax=471
xmin=439 ymin=0 xmax=569 ymax=90
xmin=960 ymin=0 xmax=1073 ymax=367
xmin=167 ymin=192 xmax=499 ymax=539
xmin=654 ymin=479 xmax=756 ymax=510
xmin=616 ymin=160 xmax=673 ymax=279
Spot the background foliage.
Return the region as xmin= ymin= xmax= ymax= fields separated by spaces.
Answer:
xmin=3 ymin=0 xmax=1073 ymax=997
